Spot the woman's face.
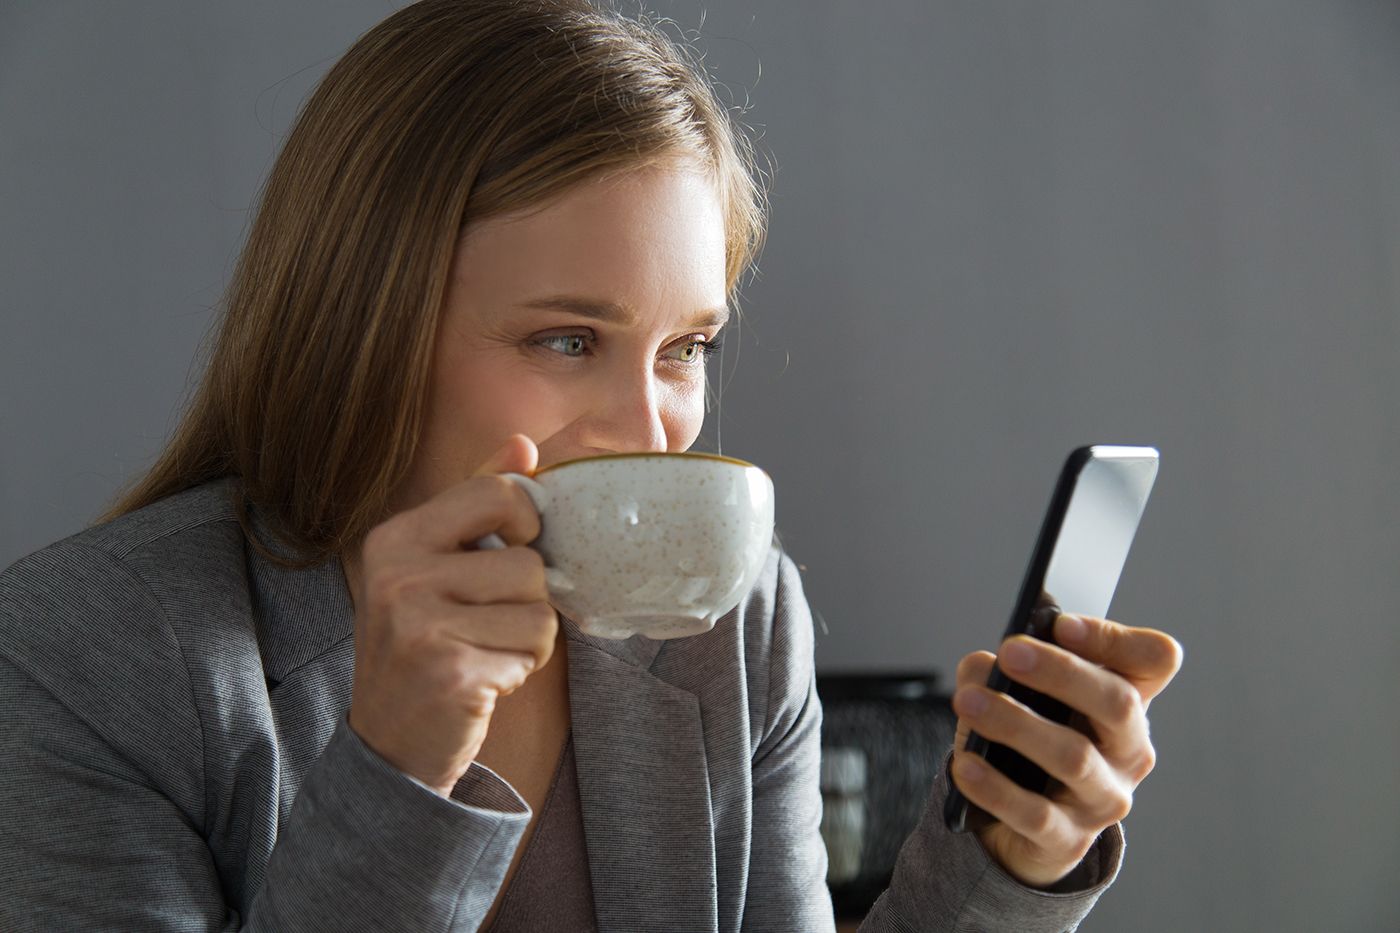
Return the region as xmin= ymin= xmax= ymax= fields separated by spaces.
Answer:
xmin=394 ymin=163 xmax=729 ymax=511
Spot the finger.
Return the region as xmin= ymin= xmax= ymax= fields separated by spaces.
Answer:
xmin=447 ymin=547 xmax=550 ymax=605
xmin=450 ymin=603 xmax=560 ymax=674
xmin=950 ymin=749 xmax=1084 ymax=853
xmin=952 ymin=682 xmax=1132 ymax=824
xmin=992 ymin=635 xmax=1152 ymax=766
xmin=953 ymin=651 xmax=997 ymax=753
xmin=411 ymin=639 xmax=540 ymax=712
xmin=1053 ymin=615 xmax=1184 ymax=704
xmin=386 ymin=432 xmax=542 ymax=552
xmin=370 ymin=547 xmax=549 ymax=608
xmin=463 ymin=648 xmax=542 ymax=701
xmin=435 ymin=601 xmax=560 ymax=674
xmin=955 ymin=650 xmax=997 ymax=691
xmin=470 ymin=433 xmax=540 ymax=480
xmin=389 ymin=473 xmax=542 ymax=554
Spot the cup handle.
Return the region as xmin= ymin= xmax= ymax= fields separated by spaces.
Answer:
xmin=472 ymin=473 xmax=576 ymax=594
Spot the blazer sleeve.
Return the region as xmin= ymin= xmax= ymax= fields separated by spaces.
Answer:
xmin=0 ymin=543 xmax=530 ymax=932
xmin=742 ymin=551 xmax=1124 ymax=933
xmin=858 ymin=756 xmax=1125 ymax=932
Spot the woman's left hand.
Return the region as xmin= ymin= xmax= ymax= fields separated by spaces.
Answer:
xmin=949 ymin=614 xmax=1184 ymax=889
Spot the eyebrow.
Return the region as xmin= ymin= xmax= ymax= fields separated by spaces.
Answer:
xmin=515 ymin=295 xmax=730 ymax=329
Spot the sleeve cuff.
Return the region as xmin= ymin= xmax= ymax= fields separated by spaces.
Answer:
xmin=862 ymin=752 xmax=1124 ymax=933
xmin=252 ymin=716 xmax=531 ymax=931
xmin=397 ymin=751 xmax=528 ymax=818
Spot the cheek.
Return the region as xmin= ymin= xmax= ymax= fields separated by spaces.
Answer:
xmin=448 ymin=365 xmax=569 ymax=439
xmin=663 ymin=378 xmax=709 ymax=450
xmin=421 ymin=355 xmax=564 ymax=467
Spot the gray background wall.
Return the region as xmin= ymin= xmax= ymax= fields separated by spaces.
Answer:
xmin=2 ymin=2 xmax=1396 ymax=930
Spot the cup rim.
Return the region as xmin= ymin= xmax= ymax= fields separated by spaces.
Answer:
xmin=536 ymin=450 xmax=761 ymax=475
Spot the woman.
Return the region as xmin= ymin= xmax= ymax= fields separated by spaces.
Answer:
xmin=0 ymin=1 xmax=1182 ymax=930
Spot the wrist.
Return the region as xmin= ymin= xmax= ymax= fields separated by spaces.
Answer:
xmin=346 ymin=708 xmax=467 ymax=797
xmin=973 ymin=822 xmax=1092 ymax=890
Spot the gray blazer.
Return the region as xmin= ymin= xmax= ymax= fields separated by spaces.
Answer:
xmin=0 ymin=477 xmax=1120 ymax=931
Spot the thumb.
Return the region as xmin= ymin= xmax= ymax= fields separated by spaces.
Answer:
xmin=472 ymin=433 xmax=540 ymax=479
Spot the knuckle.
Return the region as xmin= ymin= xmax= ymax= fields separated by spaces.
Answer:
xmin=1063 ymin=737 xmax=1098 ymax=784
xmin=1104 ymin=787 xmax=1134 ymax=824
xmin=1107 ymin=681 xmax=1143 ymax=726
xmin=391 ymin=568 xmax=431 ymax=602
xmin=440 ymin=646 xmax=498 ymax=716
xmin=527 ymin=601 xmax=560 ymax=636
xmin=1130 ymin=743 xmax=1158 ymax=783
xmin=1103 ymin=616 xmax=1127 ymax=644
xmin=1096 ymin=619 xmax=1124 ymax=659
xmin=398 ymin=621 xmax=440 ymax=658
xmin=366 ymin=564 xmax=426 ymax=611
xmin=1025 ymin=801 xmax=1057 ymax=838
xmin=457 ymin=681 xmax=498 ymax=719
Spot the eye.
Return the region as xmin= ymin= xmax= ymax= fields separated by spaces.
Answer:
xmin=664 ymin=336 xmax=723 ymax=365
xmin=534 ymin=334 xmax=591 ymax=357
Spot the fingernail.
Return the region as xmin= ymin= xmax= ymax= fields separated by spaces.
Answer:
xmin=1000 ymin=639 xmax=1036 ymax=672
xmin=1058 ymin=614 xmax=1087 ymax=644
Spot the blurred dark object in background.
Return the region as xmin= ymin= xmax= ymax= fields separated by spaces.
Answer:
xmin=817 ymin=672 xmax=957 ymax=921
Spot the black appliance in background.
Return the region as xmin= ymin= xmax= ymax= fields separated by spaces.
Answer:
xmin=816 ymin=672 xmax=957 ymax=920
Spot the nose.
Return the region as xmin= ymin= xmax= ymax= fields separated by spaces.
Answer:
xmin=583 ymin=366 xmax=670 ymax=455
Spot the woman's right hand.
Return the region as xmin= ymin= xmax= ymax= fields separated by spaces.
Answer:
xmin=346 ymin=434 xmax=558 ymax=797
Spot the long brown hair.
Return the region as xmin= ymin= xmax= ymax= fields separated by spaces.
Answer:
xmin=96 ymin=0 xmax=767 ymax=568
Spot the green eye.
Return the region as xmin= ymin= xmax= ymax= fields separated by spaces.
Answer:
xmin=666 ymin=338 xmax=721 ymax=365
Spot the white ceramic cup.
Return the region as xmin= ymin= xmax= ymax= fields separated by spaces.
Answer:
xmin=477 ymin=452 xmax=775 ymax=640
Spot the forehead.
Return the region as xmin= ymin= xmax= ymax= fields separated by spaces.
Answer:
xmin=450 ymin=166 xmax=729 ymax=322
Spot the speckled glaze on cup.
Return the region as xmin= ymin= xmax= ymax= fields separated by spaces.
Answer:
xmin=500 ymin=452 xmax=774 ymax=640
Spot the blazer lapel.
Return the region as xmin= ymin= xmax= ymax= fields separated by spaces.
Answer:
xmin=566 ymin=622 xmax=717 ymax=932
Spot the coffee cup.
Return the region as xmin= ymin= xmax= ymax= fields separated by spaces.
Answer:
xmin=477 ymin=451 xmax=774 ymax=640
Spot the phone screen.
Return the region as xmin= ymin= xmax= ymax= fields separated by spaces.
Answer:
xmin=1042 ymin=452 xmax=1158 ymax=620
xmin=943 ymin=445 xmax=1158 ymax=833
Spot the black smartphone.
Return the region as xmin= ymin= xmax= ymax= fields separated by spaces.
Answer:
xmin=943 ymin=445 xmax=1160 ymax=834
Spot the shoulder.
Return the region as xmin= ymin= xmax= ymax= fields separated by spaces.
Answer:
xmin=3 ymin=476 xmax=244 ymax=587
xmin=0 ymin=477 xmax=250 ymax=780
xmin=1 ymin=476 xmax=247 ymax=647
xmin=58 ymin=474 xmax=244 ymax=568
